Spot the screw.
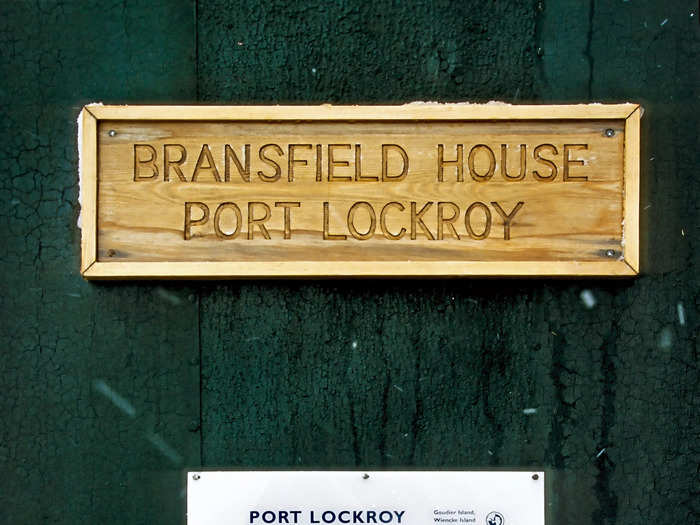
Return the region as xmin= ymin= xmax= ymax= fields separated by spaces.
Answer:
xmin=605 ymin=249 xmax=616 ymax=257
xmin=192 ymin=473 xmax=200 ymax=480
xmin=536 ymin=1 xmax=544 ymax=12
xmin=108 ymin=129 xmax=117 ymax=137
xmin=536 ymin=47 xmax=544 ymax=57
xmin=532 ymin=473 xmax=539 ymax=480
xmin=107 ymin=249 xmax=116 ymax=257
xmin=362 ymin=473 xmax=370 ymax=480
xmin=604 ymin=128 xmax=615 ymax=137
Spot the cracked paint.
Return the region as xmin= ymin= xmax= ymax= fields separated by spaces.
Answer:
xmin=1 ymin=2 xmax=698 ymax=525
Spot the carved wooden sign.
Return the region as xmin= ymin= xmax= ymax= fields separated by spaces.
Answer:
xmin=78 ymin=103 xmax=641 ymax=279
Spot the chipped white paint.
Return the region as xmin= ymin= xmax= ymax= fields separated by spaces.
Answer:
xmin=156 ymin=287 xmax=183 ymax=305
xmin=677 ymin=302 xmax=686 ymax=326
xmin=658 ymin=326 xmax=673 ymax=350
xmin=93 ymin=379 xmax=136 ymax=417
xmin=145 ymin=431 xmax=183 ymax=465
xmin=580 ymin=289 xmax=597 ymax=309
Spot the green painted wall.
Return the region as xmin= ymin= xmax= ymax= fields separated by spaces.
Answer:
xmin=1 ymin=1 xmax=698 ymax=524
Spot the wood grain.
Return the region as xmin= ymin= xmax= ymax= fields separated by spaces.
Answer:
xmin=623 ymin=107 xmax=641 ymax=273
xmin=81 ymin=104 xmax=641 ymax=278
xmin=86 ymin=103 xmax=640 ymax=120
xmin=79 ymin=108 xmax=97 ymax=273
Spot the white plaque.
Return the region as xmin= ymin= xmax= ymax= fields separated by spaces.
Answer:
xmin=187 ymin=471 xmax=545 ymax=525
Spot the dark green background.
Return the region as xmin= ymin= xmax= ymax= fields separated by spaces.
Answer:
xmin=1 ymin=1 xmax=698 ymax=524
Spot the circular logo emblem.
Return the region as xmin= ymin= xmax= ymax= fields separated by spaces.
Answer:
xmin=485 ymin=512 xmax=504 ymax=525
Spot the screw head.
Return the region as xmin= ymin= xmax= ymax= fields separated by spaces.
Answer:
xmin=605 ymin=249 xmax=616 ymax=257
xmin=108 ymin=129 xmax=117 ymax=137
xmin=536 ymin=47 xmax=544 ymax=57
xmin=532 ymin=473 xmax=539 ymax=480
xmin=192 ymin=473 xmax=200 ymax=480
xmin=604 ymin=128 xmax=615 ymax=137
xmin=362 ymin=473 xmax=370 ymax=480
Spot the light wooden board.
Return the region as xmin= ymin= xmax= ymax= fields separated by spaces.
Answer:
xmin=79 ymin=103 xmax=641 ymax=278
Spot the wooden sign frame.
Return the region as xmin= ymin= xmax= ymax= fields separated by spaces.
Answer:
xmin=79 ymin=103 xmax=641 ymax=279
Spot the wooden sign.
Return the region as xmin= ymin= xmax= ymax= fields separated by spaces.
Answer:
xmin=78 ymin=103 xmax=641 ymax=279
